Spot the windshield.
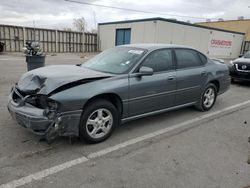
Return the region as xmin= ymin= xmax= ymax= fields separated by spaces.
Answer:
xmin=244 ymin=51 xmax=250 ymax=58
xmin=82 ymin=47 xmax=146 ymax=74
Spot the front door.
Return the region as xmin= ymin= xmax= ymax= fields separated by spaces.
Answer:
xmin=128 ymin=49 xmax=176 ymax=116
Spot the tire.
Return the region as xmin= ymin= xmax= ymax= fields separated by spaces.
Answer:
xmin=79 ymin=99 xmax=119 ymax=144
xmin=195 ymin=83 xmax=217 ymax=112
xmin=231 ymin=78 xmax=235 ymax=83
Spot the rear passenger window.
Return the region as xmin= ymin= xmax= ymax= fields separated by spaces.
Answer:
xmin=141 ymin=49 xmax=173 ymax=72
xmin=175 ymin=49 xmax=202 ymax=69
xmin=198 ymin=53 xmax=207 ymax=65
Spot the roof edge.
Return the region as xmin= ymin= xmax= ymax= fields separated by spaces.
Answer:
xmin=98 ymin=17 xmax=245 ymax=35
xmin=197 ymin=18 xmax=250 ymax=24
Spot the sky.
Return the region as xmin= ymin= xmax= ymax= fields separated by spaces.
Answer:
xmin=0 ymin=0 xmax=249 ymax=31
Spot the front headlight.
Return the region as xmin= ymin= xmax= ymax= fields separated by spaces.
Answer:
xmin=43 ymin=98 xmax=59 ymax=120
xmin=47 ymin=99 xmax=58 ymax=110
xmin=44 ymin=108 xmax=57 ymax=120
xmin=36 ymin=95 xmax=59 ymax=110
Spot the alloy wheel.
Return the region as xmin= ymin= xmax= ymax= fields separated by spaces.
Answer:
xmin=203 ymin=87 xmax=215 ymax=108
xmin=86 ymin=108 xmax=113 ymax=139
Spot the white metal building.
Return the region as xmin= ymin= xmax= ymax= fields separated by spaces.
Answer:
xmin=98 ymin=17 xmax=245 ymax=59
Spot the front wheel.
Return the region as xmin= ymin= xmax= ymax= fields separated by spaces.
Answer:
xmin=79 ymin=99 xmax=119 ymax=144
xmin=195 ymin=83 xmax=217 ymax=111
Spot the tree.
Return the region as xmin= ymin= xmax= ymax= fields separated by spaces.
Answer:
xmin=62 ymin=27 xmax=72 ymax=31
xmin=91 ymin=29 xmax=97 ymax=33
xmin=73 ymin=17 xmax=87 ymax=32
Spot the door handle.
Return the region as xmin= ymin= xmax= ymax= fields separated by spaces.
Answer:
xmin=201 ymin=71 xmax=207 ymax=76
xmin=167 ymin=76 xmax=175 ymax=81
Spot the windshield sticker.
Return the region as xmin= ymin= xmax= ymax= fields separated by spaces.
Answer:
xmin=128 ymin=50 xmax=144 ymax=55
xmin=121 ymin=61 xmax=131 ymax=66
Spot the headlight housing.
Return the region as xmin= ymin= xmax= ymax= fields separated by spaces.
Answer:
xmin=47 ymin=99 xmax=58 ymax=110
xmin=36 ymin=95 xmax=59 ymax=110
xmin=36 ymin=96 xmax=59 ymax=120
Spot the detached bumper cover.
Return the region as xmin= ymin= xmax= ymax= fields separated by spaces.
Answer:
xmin=7 ymin=96 xmax=82 ymax=137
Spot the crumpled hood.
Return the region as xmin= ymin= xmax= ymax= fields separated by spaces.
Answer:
xmin=233 ymin=57 xmax=250 ymax=64
xmin=17 ymin=65 xmax=111 ymax=95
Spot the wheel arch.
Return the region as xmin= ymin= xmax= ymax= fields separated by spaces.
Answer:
xmin=209 ymin=80 xmax=220 ymax=93
xmin=83 ymin=93 xmax=123 ymax=117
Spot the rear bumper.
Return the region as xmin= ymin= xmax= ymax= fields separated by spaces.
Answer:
xmin=218 ymin=77 xmax=231 ymax=95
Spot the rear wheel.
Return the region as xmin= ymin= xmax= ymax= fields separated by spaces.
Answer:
xmin=79 ymin=99 xmax=119 ymax=143
xmin=195 ymin=83 xmax=217 ymax=111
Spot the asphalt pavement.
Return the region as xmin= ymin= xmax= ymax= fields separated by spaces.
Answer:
xmin=0 ymin=53 xmax=249 ymax=188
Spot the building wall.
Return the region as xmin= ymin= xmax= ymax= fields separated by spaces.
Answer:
xmin=98 ymin=21 xmax=159 ymax=49
xmin=99 ymin=20 xmax=244 ymax=59
xmin=197 ymin=20 xmax=250 ymax=41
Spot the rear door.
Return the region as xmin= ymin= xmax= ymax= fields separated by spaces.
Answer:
xmin=174 ymin=48 xmax=208 ymax=105
xmin=128 ymin=49 xmax=176 ymax=116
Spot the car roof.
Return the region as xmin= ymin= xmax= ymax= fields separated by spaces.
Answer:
xmin=121 ymin=43 xmax=196 ymax=51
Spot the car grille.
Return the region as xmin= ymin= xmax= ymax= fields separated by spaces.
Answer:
xmin=12 ymin=86 xmax=27 ymax=103
xmin=12 ymin=86 xmax=38 ymax=107
xmin=235 ymin=63 xmax=250 ymax=72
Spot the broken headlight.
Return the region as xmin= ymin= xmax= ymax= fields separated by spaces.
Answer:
xmin=45 ymin=99 xmax=59 ymax=119
xmin=35 ymin=95 xmax=48 ymax=108
xmin=44 ymin=109 xmax=57 ymax=120
xmin=47 ymin=99 xmax=58 ymax=110
xmin=35 ymin=95 xmax=59 ymax=110
xmin=41 ymin=98 xmax=59 ymax=120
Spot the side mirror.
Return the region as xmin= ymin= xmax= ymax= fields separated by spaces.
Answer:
xmin=239 ymin=54 xmax=243 ymax=58
xmin=129 ymin=66 xmax=154 ymax=78
xmin=137 ymin=66 xmax=153 ymax=76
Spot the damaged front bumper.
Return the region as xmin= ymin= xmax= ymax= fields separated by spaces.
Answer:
xmin=7 ymin=87 xmax=82 ymax=140
xmin=8 ymin=99 xmax=53 ymax=135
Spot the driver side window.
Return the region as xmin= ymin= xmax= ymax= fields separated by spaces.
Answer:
xmin=141 ymin=49 xmax=173 ymax=72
